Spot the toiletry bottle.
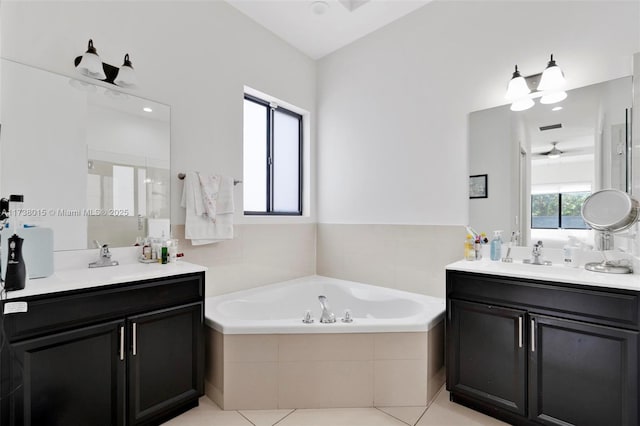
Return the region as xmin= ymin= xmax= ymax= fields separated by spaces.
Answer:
xmin=474 ymin=236 xmax=482 ymax=260
xmin=563 ymin=236 xmax=580 ymax=268
xmin=490 ymin=231 xmax=502 ymax=261
xmin=143 ymin=242 xmax=151 ymax=260
xmin=8 ymin=194 xmax=24 ymax=236
xmin=464 ymin=235 xmax=475 ymax=261
xmin=168 ymin=239 xmax=178 ymax=263
xmin=161 ymin=240 xmax=168 ymax=264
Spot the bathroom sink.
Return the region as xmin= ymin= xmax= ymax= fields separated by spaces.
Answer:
xmin=502 ymin=262 xmax=580 ymax=276
xmin=55 ymin=262 xmax=165 ymax=286
xmin=461 ymin=259 xmax=586 ymax=280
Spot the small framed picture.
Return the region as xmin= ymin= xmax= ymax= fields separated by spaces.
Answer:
xmin=469 ymin=174 xmax=488 ymax=199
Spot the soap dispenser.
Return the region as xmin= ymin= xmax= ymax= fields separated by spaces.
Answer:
xmin=490 ymin=231 xmax=503 ymax=261
xmin=4 ymin=233 xmax=26 ymax=291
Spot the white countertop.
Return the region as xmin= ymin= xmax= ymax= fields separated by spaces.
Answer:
xmin=3 ymin=261 xmax=207 ymax=300
xmin=447 ymin=259 xmax=640 ymax=292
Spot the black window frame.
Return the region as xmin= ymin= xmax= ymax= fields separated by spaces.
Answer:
xmin=531 ymin=191 xmax=590 ymax=230
xmin=243 ymin=93 xmax=303 ymax=216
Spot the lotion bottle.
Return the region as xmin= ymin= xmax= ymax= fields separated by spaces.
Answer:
xmin=490 ymin=230 xmax=502 ymax=261
xmin=563 ymin=236 xmax=580 ymax=268
xmin=464 ymin=234 xmax=475 ymax=261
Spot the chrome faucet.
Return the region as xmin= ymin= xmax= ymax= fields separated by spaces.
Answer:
xmin=89 ymin=244 xmax=119 ymax=268
xmin=318 ymin=295 xmax=336 ymax=323
xmin=523 ymin=241 xmax=551 ymax=266
xmin=532 ymin=241 xmax=543 ymax=262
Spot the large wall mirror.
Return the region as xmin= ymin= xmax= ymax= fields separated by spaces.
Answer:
xmin=468 ymin=75 xmax=632 ymax=248
xmin=0 ymin=59 xmax=170 ymax=251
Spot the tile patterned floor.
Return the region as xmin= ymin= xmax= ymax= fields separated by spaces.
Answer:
xmin=165 ymin=387 xmax=508 ymax=426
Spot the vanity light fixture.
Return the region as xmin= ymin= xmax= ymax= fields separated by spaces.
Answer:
xmin=74 ymin=39 xmax=138 ymax=88
xmin=505 ymin=65 xmax=530 ymax=102
xmin=537 ymin=54 xmax=566 ymax=92
xmin=510 ymin=97 xmax=535 ymax=112
xmin=540 ymin=90 xmax=568 ymax=105
xmin=505 ymin=54 xmax=567 ymax=112
xmin=76 ymin=39 xmax=106 ymax=80
xmin=113 ymin=54 xmax=138 ymax=88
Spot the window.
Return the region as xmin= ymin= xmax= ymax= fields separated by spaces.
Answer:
xmin=531 ymin=192 xmax=590 ymax=229
xmin=243 ymin=94 xmax=303 ymax=215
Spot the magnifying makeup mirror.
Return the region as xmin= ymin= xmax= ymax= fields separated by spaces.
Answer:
xmin=581 ymin=189 xmax=639 ymax=274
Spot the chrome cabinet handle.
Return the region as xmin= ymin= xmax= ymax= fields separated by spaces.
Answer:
xmin=531 ymin=318 xmax=536 ymax=352
xmin=119 ymin=326 xmax=124 ymax=361
xmin=518 ymin=316 xmax=523 ymax=348
xmin=132 ymin=322 xmax=137 ymax=356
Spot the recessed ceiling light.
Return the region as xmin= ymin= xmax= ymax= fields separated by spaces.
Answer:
xmin=143 ymin=107 xmax=153 ymax=112
xmin=552 ymin=106 xmax=563 ymax=111
xmin=311 ymin=1 xmax=329 ymax=15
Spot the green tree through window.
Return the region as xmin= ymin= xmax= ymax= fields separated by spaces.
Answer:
xmin=531 ymin=192 xmax=590 ymax=229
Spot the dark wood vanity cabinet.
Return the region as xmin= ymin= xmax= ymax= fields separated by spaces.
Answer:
xmin=0 ymin=272 xmax=205 ymax=426
xmin=446 ymin=270 xmax=639 ymax=426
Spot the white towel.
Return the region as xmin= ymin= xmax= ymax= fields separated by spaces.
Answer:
xmin=215 ymin=175 xmax=235 ymax=214
xmin=197 ymin=173 xmax=220 ymax=219
xmin=181 ymin=172 xmax=234 ymax=245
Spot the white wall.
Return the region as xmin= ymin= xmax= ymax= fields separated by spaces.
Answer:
xmin=1 ymin=60 xmax=88 ymax=250
xmin=468 ymin=106 xmax=513 ymax=238
xmin=317 ymin=1 xmax=640 ymax=225
xmin=87 ymin=104 xmax=170 ymax=169
xmin=0 ymin=0 xmax=317 ymax=225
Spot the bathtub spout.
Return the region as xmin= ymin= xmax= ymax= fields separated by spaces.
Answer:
xmin=318 ymin=295 xmax=336 ymax=323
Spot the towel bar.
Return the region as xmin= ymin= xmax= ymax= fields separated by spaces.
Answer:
xmin=177 ymin=172 xmax=241 ymax=186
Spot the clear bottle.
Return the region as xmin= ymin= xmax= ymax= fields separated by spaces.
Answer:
xmin=490 ymin=230 xmax=502 ymax=261
xmin=464 ymin=234 xmax=475 ymax=261
xmin=563 ymin=236 xmax=580 ymax=268
xmin=9 ymin=194 xmax=24 ymax=236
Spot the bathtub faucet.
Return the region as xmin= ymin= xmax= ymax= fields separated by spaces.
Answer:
xmin=318 ymin=295 xmax=336 ymax=323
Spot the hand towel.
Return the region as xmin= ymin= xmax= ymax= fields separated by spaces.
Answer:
xmin=215 ymin=175 xmax=235 ymax=214
xmin=197 ymin=173 xmax=220 ymax=219
xmin=181 ymin=171 xmax=234 ymax=245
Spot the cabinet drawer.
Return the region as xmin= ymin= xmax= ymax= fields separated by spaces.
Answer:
xmin=3 ymin=272 xmax=204 ymax=342
xmin=447 ymin=271 xmax=640 ymax=330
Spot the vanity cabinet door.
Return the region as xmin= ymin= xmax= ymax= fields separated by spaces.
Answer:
xmin=127 ymin=302 xmax=204 ymax=425
xmin=8 ymin=320 xmax=126 ymax=426
xmin=448 ymin=299 xmax=527 ymax=416
xmin=529 ymin=314 xmax=638 ymax=426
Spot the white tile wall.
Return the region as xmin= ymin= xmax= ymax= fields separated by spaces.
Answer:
xmin=317 ymin=224 xmax=464 ymax=298
xmin=174 ymin=224 xmax=316 ymax=297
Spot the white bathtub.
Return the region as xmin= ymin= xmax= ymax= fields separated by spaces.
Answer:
xmin=204 ymin=275 xmax=445 ymax=334
xmin=204 ymin=276 xmax=446 ymax=409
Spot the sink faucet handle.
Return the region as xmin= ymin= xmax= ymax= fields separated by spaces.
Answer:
xmin=532 ymin=241 xmax=544 ymax=257
xmin=100 ymin=244 xmax=111 ymax=258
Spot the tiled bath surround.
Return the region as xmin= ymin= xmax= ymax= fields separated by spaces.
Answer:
xmin=175 ymin=223 xmax=464 ymax=299
xmin=174 ymin=224 xmax=317 ymax=297
xmin=317 ymin=224 xmax=465 ymax=298
xmin=205 ymin=324 xmax=445 ymax=410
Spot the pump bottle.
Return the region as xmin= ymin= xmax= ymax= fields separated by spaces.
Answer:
xmin=490 ymin=231 xmax=503 ymax=261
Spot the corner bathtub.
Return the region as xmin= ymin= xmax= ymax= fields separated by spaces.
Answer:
xmin=204 ymin=275 xmax=446 ymax=410
xmin=205 ymin=275 xmax=445 ymax=334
